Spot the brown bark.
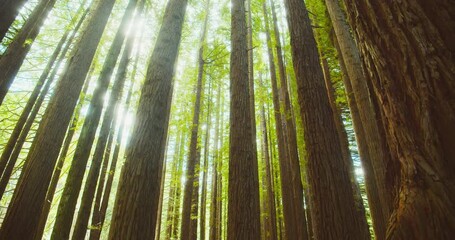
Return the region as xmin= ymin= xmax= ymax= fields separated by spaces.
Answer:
xmin=209 ymin=84 xmax=222 ymax=240
xmin=0 ymin=0 xmax=58 ymax=105
xmin=34 ymin=66 xmax=93 ymax=240
xmin=260 ymin=103 xmax=278 ymax=240
xmin=283 ymin=0 xmax=366 ymax=238
xmin=324 ymin=0 xmax=396 ymax=231
xmin=228 ymin=0 xmax=261 ymax=238
xmin=107 ymin=0 xmax=188 ymax=238
xmin=342 ymin=1 xmax=455 ymax=239
xmin=262 ymin=2 xmax=299 ymax=238
xmin=332 ymin=34 xmax=387 ymax=239
xmin=0 ymin=0 xmax=28 ymax=42
xmin=270 ymin=1 xmax=309 ymax=239
xmin=321 ymin=56 xmax=371 ymax=239
xmin=200 ymin=82 xmax=212 ymax=240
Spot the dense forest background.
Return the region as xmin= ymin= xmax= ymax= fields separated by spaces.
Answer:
xmin=0 ymin=0 xmax=453 ymax=239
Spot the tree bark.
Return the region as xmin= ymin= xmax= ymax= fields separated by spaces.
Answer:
xmin=260 ymin=103 xmax=278 ymax=240
xmin=270 ymin=1 xmax=309 ymax=239
xmin=0 ymin=0 xmax=116 ymax=237
xmin=34 ymin=66 xmax=93 ymax=240
xmin=107 ymin=0 xmax=188 ymax=238
xmin=0 ymin=0 xmax=29 ymax=42
xmin=283 ymin=0 xmax=367 ymax=238
xmin=200 ymin=82 xmax=212 ymax=240
xmin=321 ymin=56 xmax=371 ymax=239
xmin=209 ymin=83 xmax=222 ymax=240
xmin=228 ymin=0 xmax=261 ymax=238
xmin=332 ymin=34 xmax=387 ymax=239
xmin=0 ymin=0 xmax=58 ymax=105
xmin=262 ymin=2 xmax=300 ymax=238
xmin=324 ymin=0 xmax=396 ymax=231
xmin=342 ymin=1 xmax=455 ymax=238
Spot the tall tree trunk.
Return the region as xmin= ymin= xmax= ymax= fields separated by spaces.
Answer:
xmin=34 ymin=67 xmax=93 ymax=240
xmin=0 ymin=0 xmax=116 ymax=237
xmin=342 ymin=1 xmax=455 ymax=238
xmin=50 ymin=2 xmax=138 ymax=239
xmin=0 ymin=0 xmax=29 ymax=42
xmin=260 ymin=103 xmax=278 ymax=240
xmin=181 ymin=2 xmax=209 ymax=238
xmin=228 ymin=0 xmax=261 ymax=238
xmin=262 ymin=2 xmax=298 ymax=238
xmin=0 ymin=0 xmax=58 ymax=104
xmin=107 ymin=0 xmax=188 ymax=238
xmin=324 ymin=0 xmax=396 ymax=231
xmin=321 ymin=56 xmax=371 ymax=239
xmin=209 ymin=84 xmax=221 ymax=240
xmin=88 ymin=53 xmax=139 ymax=240
xmin=331 ymin=32 xmax=387 ymax=239
xmin=200 ymin=82 xmax=212 ymax=240
xmin=283 ymin=0 xmax=366 ymax=238
xmin=71 ymin=4 xmax=142 ymax=239
xmin=270 ymin=1 xmax=309 ymax=239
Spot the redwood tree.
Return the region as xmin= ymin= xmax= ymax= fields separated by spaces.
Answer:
xmin=283 ymin=0 xmax=366 ymax=238
xmin=107 ymin=0 xmax=189 ymax=238
xmin=342 ymin=0 xmax=455 ymax=238
xmin=228 ymin=0 xmax=261 ymax=238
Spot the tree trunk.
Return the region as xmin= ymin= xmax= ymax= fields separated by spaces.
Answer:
xmin=321 ymin=56 xmax=371 ymax=239
xmin=107 ymin=0 xmax=188 ymax=238
xmin=0 ymin=0 xmax=58 ymax=104
xmin=260 ymin=103 xmax=278 ymax=240
xmin=0 ymin=0 xmax=29 ymax=42
xmin=209 ymin=83 xmax=222 ymax=240
xmin=262 ymin=2 xmax=299 ymax=238
xmin=270 ymin=1 xmax=309 ymax=239
xmin=324 ymin=0 xmax=396 ymax=231
xmin=88 ymin=54 xmax=139 ymax=240
xmin=283 ymin=0 xmax=366 ymax=238
xmin=342 ymin=1 xmax=455 ymax=238
xmin=34 ymin=66 xmax=93 ymax=240
xmin=200 ymin=82 xmax=212 ymax=240
xmin=49 ymin=2 xmax=138 ymax=239
xmin=71 ymin=4 xmax=142 ymax=239
xmin=181 ymin=2 xmax=209 ymax=238
xmin=332 ymin=34 xmax=386 ymax=239
xmin=0 ymin=0 xmax=116 ymax=237
xmin=228 ymin=0 xmax=261 ymax=238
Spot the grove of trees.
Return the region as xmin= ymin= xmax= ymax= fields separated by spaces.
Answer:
xmin=0 ymin=0 xmax=453 ymax=239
